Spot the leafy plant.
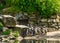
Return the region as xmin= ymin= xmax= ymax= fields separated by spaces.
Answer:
xmin=2 ymin=29 xmax=12 ymax=35
xmin=0 ymin=4 xmax=4 ymax=10
xmin=1 ymin=0 xmax=60 ymax=18
xmin=36 ymin=0 xmax=60 ymax=18
xmin=0 ymin=22 xmax=3 ymax=31
xmin=14 ymin=31 xmax=19 ymax=37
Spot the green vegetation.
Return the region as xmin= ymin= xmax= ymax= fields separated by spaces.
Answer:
xmin=13 ymin=31 xmax=19 ymax=37
xmin=0 ymin=22 xmax=3 ymax=31
xmin=14 ymin=40 xmax=19 ymax=43
xmin=0 ymin=0 xmax=60 ymax=18
xmin=36 ymin=0 xmax=60 ymax=18
xmin=0 ymin=4 xmax=4 ymax=10
xmin=2 ymin=29 xmax=12 ymax=35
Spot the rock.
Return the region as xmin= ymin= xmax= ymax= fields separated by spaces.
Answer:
xmin=9 ymin=37 xmax=16 ymax=40
xmin=2 ymin=15 xmax=16 ymax=27
xmin=46 ymin=31 xmax=60 ymax=36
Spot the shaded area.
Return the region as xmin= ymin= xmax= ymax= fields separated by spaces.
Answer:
xmin=1 ymin=39 xmax=60 ymax=43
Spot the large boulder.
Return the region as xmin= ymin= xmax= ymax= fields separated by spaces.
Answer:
xmin=2 ymin=15 xmax=16 ymax=27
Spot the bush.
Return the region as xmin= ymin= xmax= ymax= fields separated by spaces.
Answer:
xmin=2 ymin=29 xmax=12 ymax=35
xmin=1 ymin=0 xmax=60 ymax=18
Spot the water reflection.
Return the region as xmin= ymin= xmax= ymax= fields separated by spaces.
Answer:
xmin=1 ymin=39 xmax=60 ymax=43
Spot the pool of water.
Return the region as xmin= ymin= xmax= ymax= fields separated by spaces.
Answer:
xmin=1 ymin=39 xmax=60 ymax=43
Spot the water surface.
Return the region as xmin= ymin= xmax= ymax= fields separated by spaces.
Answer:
xmin=1 ymin=39 xmax=60 ymax=43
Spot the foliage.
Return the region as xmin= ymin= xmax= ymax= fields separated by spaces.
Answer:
xmin=36 ymin=0 xmax=60 ymax=18
xmin=3 ymin=0 xmax=36 ymax=13
xmin=14 ymin=40 xmax=19 ymax=43
xmin=0 ymin=4 xmax=4 ymax=10
xmin=14 ymin=31 xmax=19 ymax=37
xmin=1 ymin=0 xmax=60 ymax=18
xmin=2 ymin=29 xmax=12 ymax=35
xmin=0 ymin=22 xmax=3 ymax=27
xmin=0 ymin=22 xmax=3 ymax=31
